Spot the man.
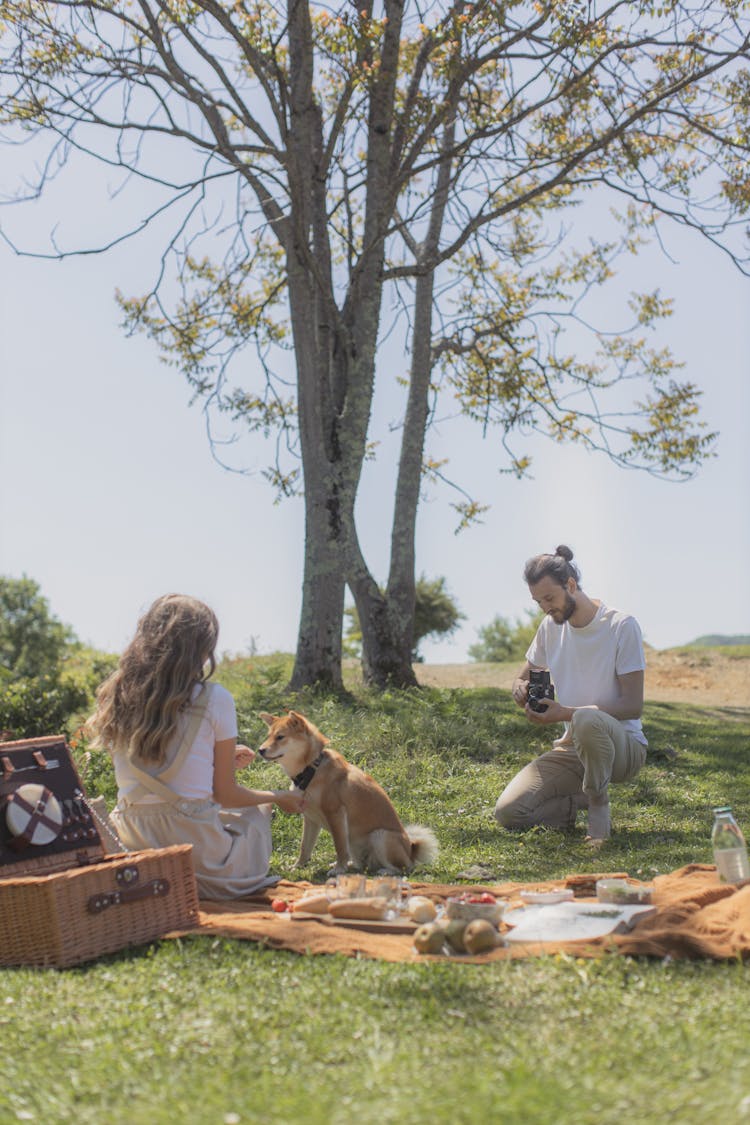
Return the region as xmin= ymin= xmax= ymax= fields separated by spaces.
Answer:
xmin=494 ymin=545 xmax=648 ymax=843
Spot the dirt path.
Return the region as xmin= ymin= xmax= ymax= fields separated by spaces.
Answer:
xmin=416 ymin=648 xmax=750 ymax=710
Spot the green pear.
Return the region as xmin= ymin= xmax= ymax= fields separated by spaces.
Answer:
xmin=413 ymin=922 xmax=446 ymax=955
xmin=443 ymin=918 xmax=469 ymax=953
xmin=463 ymin=919 xmax=499 ymax=955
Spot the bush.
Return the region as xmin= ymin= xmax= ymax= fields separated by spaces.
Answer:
xmin=468 ymin=609 xmax=543 ymax=663
xmin=0 ymin=674 xmax=89 ymax=739
xmin=344 ymin=574 xmax=464 ymax=661
xmin=0 ymin=574 xmax=118 ymax=739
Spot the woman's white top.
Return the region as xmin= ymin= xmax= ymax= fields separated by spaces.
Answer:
xmin=112 ymin=681 xmax=238 ymax=804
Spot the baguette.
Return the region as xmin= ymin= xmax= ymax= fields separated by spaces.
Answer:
xmin=328 ymin=896 xmax=390 ymax=921
xmin=290 ymin=893 xmax=331 ymax=915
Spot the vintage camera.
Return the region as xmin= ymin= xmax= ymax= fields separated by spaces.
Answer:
xmin=527 ymin=669 xmax=555 ymax=712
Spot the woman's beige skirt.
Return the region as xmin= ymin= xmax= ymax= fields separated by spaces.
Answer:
xmin=111 ymin=798 xmax=278 ymax=899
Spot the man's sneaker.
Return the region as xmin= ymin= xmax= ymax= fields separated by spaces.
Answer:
xmin=586 ymin=799 xmax=611 ymax=841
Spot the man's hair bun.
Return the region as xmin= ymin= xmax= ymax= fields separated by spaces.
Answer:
xmin=523 ymin=544 xmax=581 ymax=589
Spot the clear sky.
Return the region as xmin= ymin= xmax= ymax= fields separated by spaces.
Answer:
xmin=1 ymin=157 xmax=749 ymax=663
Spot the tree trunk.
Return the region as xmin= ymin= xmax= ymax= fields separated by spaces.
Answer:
xmin=286 ymin=0 xmax=407 ymax=690
xmin=353 ymin=268 xmax=435 ymax=689
xmin=348 ymin=538 xmax=418 ymax=689
xmin=355 ymin=101 xmax=456 ymax=688
xmin=288 ymin=474 xmax=347 ymax=692
xmin=284 ymin=244 xmax=352 ymax=690
xmin=284 ymin=0 xmax=348 ymax=691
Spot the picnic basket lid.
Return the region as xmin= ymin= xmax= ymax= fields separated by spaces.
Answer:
xmin=0 ymin=734 xmax=106 ymax=877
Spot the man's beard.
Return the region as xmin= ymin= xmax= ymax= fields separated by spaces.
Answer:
xmin=551 ymin=592 xmax=577 ymax=623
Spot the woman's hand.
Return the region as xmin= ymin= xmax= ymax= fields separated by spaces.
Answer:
xmin=274 ymin=788 xmax=306 ymax=815
xmin=234 ymin=744 xmax=256 ymax=769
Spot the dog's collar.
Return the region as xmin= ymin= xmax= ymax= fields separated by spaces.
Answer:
xmin=292 ymin=752 xmax=325 ymax=792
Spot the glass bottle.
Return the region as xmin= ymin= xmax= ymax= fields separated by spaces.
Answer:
xmin=711 ymin=806 xmax=750 ymax=883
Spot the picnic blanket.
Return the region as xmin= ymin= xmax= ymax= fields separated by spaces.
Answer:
xmin=183 ymin=864 xmax=750 ymax=963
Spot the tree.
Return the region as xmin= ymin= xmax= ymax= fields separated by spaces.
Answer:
xmin=468 ymin=609 xmax=543 ymax=664
xmin=344 ymin=573 xmax=464 ymax=661
xmin=0 ymin=575 xmax=89 ymax=739
xmin=2 ymin=2 xmax=749 ymax=688
xmin=0 ymin=575 xmax=76 ymax=681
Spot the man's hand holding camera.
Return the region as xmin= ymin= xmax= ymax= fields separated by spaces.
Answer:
xmin=511 ymin=678 xmax=529 ymax=707
xmin=514 ymin=668 xmax=573 ymax=725
xmin=524 ymin=698 xmax=571 ymax=726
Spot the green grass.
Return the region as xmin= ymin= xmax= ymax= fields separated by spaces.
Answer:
xmin=4 ymin=657 xmax=750 ymax=1125
xmin=673 ymin=643 xmax=750 ymax=660
xmin=3 ymin=944 xmax=749 ymax=1125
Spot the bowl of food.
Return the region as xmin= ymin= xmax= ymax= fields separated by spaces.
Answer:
xmin=446 ymin=891 xmax=506 ymax=925
xmin=519 ymin=889 xmax=575 ymax=905
xmin=595 ymin=879 xmax=652 ymax=905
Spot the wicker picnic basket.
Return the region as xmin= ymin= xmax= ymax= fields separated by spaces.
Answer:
xmin=0 ymin=734 xmax=200 ymax=967
xmin=0 ymin=843 xmax=199 ymax=968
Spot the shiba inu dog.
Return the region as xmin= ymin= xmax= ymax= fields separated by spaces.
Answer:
xmin=258 ymin=710 xmax=438 ymax=874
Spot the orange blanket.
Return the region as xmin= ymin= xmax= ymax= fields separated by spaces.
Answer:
xmin=187 ymin=865 xmax=750 ymax=963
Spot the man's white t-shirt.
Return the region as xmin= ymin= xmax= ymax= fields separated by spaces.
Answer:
xmin=526 ymin=601 xmax=647 ymax=745
xmin=113 ymin=681 xmax=238 ymax=804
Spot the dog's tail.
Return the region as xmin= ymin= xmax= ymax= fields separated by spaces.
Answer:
xmin=405 ymin=825 xmax=439 ymax=868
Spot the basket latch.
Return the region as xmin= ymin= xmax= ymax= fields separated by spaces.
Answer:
xmin=86 ymin=865 xmax=172 ymax=914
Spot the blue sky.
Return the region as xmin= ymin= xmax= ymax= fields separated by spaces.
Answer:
xmin=1 ymin=163 xmax=749 ymax=662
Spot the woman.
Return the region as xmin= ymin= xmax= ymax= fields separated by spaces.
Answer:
xmin=87 ymin=593 xmax=303 ymax=898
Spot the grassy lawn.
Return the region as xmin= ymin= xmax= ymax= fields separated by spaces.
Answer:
xmin=3 ymin=657 xmax=750 ymax=1124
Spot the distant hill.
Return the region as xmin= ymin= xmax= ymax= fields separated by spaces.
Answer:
xmin=688 ymin=634 xmax=750 ymax=647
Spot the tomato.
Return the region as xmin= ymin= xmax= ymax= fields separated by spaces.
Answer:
xmin=271 ymin=898 xmax=289 ymax=913
xmin=479 ymin=892 xmax=496 ymax=904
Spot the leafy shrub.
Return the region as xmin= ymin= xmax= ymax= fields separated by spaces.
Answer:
xmin=344 ymin=574 xmax=464 ymax=660
xmin=468 ymin=609 xmax=543 ymax=663
xmin=72 ymin=738 xmax=118 ymax=806
xmin=0 ymin=576 xmax=117 ymax=740
xmin=0 ymin=674 xmax=89 ymax=739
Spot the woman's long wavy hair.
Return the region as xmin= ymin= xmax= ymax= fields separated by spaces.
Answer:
xmin=87 ymin=594 xmax=219 ymax=764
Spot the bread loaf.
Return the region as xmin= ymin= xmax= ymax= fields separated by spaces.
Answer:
xmin=328 ymin=896 xmax=390 ymax=921
xmin=406 ymin=895 xmax=437 ymax=923
xmin=291 ymin=893 xmax=331 ymax=914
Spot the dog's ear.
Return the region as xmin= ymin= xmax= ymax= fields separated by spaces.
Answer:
xmin=288 ymin=711 xmax=329 ymax=745
xmin=258 ymin=712 xmax=276 ymax=727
